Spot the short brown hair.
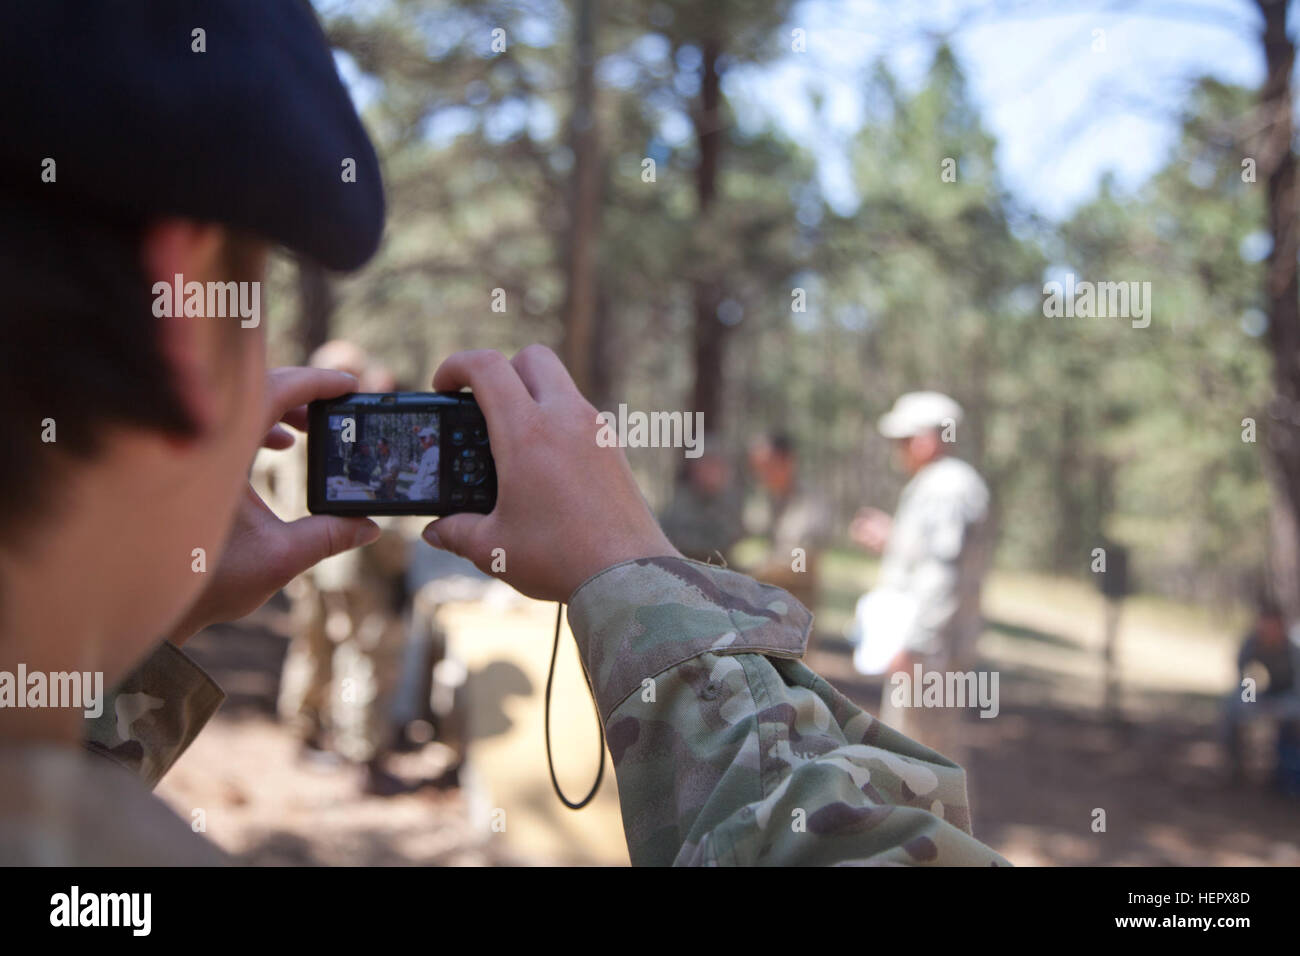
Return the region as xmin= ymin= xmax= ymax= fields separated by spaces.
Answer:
xmin=0 ymin=197 xmax=261 ymax=542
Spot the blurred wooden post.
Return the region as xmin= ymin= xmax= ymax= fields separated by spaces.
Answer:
xmin=1098 ymin=544 xmax=1129 ymax=720
xmin=295 ymin=257 xmax=333 ymax=365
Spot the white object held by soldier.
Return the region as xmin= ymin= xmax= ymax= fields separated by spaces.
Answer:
xmin=849 ymin=590 xmax=922 ymax=675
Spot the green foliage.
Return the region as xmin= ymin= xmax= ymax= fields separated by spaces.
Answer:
xmin=266 ymin=3 xmax=1273 ymax=602
xmin=1046 ymin=79 xmax=1271 ymax=597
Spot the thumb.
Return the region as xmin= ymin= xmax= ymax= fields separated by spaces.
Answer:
xmin=281 ymin=515 xmax=382 ymax=571
xmin=421 ymin=513 xmax=486 ymax=563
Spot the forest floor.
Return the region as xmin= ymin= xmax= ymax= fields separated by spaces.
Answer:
xmin=154 ymin=548 xmax=1300 ymax=866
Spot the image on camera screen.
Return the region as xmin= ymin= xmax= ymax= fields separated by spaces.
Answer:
xmin=321 ymin=411 xmax=441 ymax=504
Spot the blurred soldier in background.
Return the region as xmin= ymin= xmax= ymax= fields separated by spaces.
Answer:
xmin=658 ymin=441 xmax=742 ymax=565
xmin=374 ymin=438 xmax=400 ymax=500
xmin=1222 ymin=597 xmax=1300 ymax=791
xmin=267 ymin=340 xmax=413 ymax=795
xmin=850 ymin=391 xmax=991 ymax=757
xmin=746 ymin=433 xmax=829 ymax=630
xmin=348 ymin=441 xmax=377 ymax=484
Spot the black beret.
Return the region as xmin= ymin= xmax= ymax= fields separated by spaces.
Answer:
xmin=0 ymin=1 xmax=385 ymax=271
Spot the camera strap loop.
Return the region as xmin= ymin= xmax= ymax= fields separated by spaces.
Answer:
xmin=544 ymin=603 xmax=605 ymax=810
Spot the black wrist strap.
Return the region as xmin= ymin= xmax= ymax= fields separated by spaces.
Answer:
xmin=544 ymin=602 xmax=605 ymax=809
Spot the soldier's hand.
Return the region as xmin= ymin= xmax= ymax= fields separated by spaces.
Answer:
xmin=850 ymin=506 xmax=893 ymax=554
xmin=421 ymin=346 xmax=680 ymax=602
xmin=165 ymin=368 xmax=381 ymax=645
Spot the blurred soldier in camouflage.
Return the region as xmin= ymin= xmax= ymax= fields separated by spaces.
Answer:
xmin=746 ymin=433 xmax=830 ymax=637
xmin=374 ymin=438 xmax=400 ymax=500
xmin=658 ymin=441 xmax=742 ymax=564
xmin=269 ymin=340 xmax=413 ymax=795
xmin=3 ymin=0 xmax=1007 ymax=866
xmin=1222 ymin=598 xmax=1300 ymax=788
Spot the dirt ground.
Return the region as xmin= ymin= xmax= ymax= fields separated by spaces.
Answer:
xmin=809 ymin=637 xmax=1300 ymax=866
xmin=155 ymin=577 xmax=1300 ymax=867
xmin=154 ymin=608 xmax=525 ymax=866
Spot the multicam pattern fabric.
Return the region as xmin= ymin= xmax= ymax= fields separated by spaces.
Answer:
xmin=567 ymin=556 xmax=1009 ymax=866
xmin=0 ymin=641 xmax=231 ymax=863
xmin=74 ymin=556 xmax=1007 ymax=867
xmin=0 ymin=745 xmax=227 ymax=865
xmin=83 ymin=640 xmax=225 ymax=789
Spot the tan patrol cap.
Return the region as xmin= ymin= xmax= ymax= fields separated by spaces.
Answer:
xmin=877 ymin=391 xmax=964 ymax=439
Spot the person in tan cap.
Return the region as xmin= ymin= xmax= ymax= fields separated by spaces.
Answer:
xmin=850 ymin=392 xmax=992 ymax=758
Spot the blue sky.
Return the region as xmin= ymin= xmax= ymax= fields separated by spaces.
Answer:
xmin=728 ymin=0 xmax=1264 ymax=220
xmin=331 ymin=0 xmax=1267 ymax=222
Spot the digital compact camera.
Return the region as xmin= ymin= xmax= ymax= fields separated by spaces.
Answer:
xmin=306 ymin=392 xmax=496 ymax=516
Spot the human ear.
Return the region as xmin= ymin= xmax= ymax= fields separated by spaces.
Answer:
xmin=140 ymin=219 xmax=228 ymax=435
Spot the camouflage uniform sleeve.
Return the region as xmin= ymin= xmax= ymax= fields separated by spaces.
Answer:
xmin=567 ymin=556 xmax=1008 ymax=866
xmin=83 ymin=640 xmax=225 ymax=790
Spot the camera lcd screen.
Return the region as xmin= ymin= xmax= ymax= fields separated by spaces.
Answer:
xmin=321 ymin=410 xmax=442 ymax=504
xmin=308 ymin=393 xmax=494 ymax=516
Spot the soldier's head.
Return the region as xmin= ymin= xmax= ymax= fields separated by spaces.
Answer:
xmin=311 ymin=340 xmax=371 ymax=379
xmin=877 ymin=391 xmax=963 ymax=476
xmin=749 ymin=432 xmax=797 ymax=495
xmin=365 ymin=363 xmax=398 ymax=394
xmin=1256 ymin=597 xmax=1286 ymax=647
xmin=310 ymin=341 xmax=398 ymax=400
xmin=0 ymin=211 xmax=274 ymax=677
xmin=418 ymin=427 xmax=437 ymax=450
xmin=896 ymin=429 xmax=944 ymax=475
xmin=681 ymin=441 xmax=731 ymax=497
xmin=377 ymin=438 xmax=391 ymax=458
xmin=0 ymin=1 xmax=383 ymax=686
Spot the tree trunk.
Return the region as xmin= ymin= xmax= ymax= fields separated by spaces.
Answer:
xmin=1256 ymin=0 xmax=1300 ymax=622
xmin=295 ymin=258 xmax=333 ymax=364
xmin=589 ymin=281 xmax=615 ymax=412
xmin=1054 ymin=402 xmax=1083 ymax=571
xmin=691 ymin=38 xmax=726 ymax=425
xmin=560 ymin=0 xmax=601 ymax=401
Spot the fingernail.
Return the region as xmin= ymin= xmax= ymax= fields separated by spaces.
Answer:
xmin=356 ymin=520 xmax=381 ymax=546
xmin=422 ymin=524 xmax=443 ymax=550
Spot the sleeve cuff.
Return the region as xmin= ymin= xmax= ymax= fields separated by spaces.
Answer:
xmin=83 ymin=641 xmax=225 ymax=789
xmin=566 ymin=556 xmax=812 ymax=720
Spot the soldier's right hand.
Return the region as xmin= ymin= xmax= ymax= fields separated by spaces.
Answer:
xmin=850 ymin=506 xmax=893 ymax=553
xmin=420 ymin=346 xmax=680 ymax=603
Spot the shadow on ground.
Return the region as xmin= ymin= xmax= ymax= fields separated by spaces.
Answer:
xmin=166 ymin=585 xmax=1300 ymax=866
xmin=809 ymin=628 xmax=1300 ymax=866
